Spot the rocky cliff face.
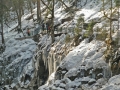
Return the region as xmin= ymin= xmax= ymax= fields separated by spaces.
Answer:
xmin=22 ymin=33 xmax=114 ymax=90
xmin=2 ymin=33 xmax=119 ymax=90
xmin=0 ymin=38 xmax=37 ymax=89
xmin=28 ymin=34 xmax=75 ymax=88
xmin=38 ymin=38 xmax=113 ymax=90
xmin=2 ymin=0 xmax=120 ymax=89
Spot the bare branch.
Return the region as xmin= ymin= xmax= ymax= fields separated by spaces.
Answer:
xmin=59 ymin=0 xmax=68 ymax=8
xmin=41 ymin=0 xmax=52 ymax=12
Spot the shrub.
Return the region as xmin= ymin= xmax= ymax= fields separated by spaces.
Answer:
xmin=65 ymin=34 xmax=71 ymax=43
xmin=74 ymin=16 xmax=84 ymax=35
xmin=74 ymin=27 xmax=82 ymax=35
xmin=96 ymin=30 xmax=107 ymax=41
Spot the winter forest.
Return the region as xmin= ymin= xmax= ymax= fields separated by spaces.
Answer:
xmin=0 ymin=0 xmax=120 ymax=90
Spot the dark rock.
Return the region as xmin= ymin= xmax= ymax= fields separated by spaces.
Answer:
xmin=61 ymin=17 xmax=73 ymax=24
xmin=96 ymin=73 xmax=103 ymax=79
xmin=54 ymin=33 xmax=67 ymax=37
xmin=64 ymin=78 xmax=71 ymax=83
xmin=81 ymin=77 xmax=91 ymax=84
xmin=33 ymin=85 xmax=38 ymax=90
xmin=59 ymin=83 xmax=66 ymax=89
xmin=68 ymin=75 xmax=77 ymax=81
xmin=81 ymin=81 xmax=88 ymax=84
xmin=24 ymin=74 xmax=31 ymax=83
xmin=88 ymin=79 xmax=96 ymax=85
xmin=55 ymin=67 xmax=68 ymax=80
xmin=88 ymin=34 xmax=94 ymax=43
xmin=94 ymin=68 xmax=103 ymax=80
xmin=54 ymin=23 xmax=61 ymax=30
xmin=33 ymin=34 xmax=40 ymax=42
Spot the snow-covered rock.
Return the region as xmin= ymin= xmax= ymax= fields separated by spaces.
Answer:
xmin=0 ymin=38 xmax=37 ymax=88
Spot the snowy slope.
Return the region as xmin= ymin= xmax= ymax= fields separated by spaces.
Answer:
xmin=0 ymin=38 xmax=37 ymax=90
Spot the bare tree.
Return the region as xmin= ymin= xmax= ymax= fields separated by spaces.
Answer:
xmin=12 ymin=0 xmax=22 ymax=29
xmin=102 ymin=0 xmax=113 ymax=41
xmin=40 ymin=0 xmax=54 ymax=42
xmin=58 ymin=0 xmax=68 ymax=8
xmin=11 ymin=0 xmax=26 ymax=37
xmin=37 ymin=0 xmax=41 ymax=23
xmin=51 ymin=0 xmax=55 ymax=43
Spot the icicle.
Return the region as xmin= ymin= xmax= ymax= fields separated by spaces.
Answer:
xmin=102 ymin=66 xmax=112 ymax=79
xmin=48 ymin=57 xmax=51 ymax=76
xmin=53 ymin=53 xmax=56 ymax=72
xmin=42 ymin=47 xmax=48 ymax=70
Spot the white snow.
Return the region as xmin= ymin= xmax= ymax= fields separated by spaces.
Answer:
xmin=60 ymin=40 xmax=105 ymax=70
xmin=1 ymin=38 xmax=37 ymax=87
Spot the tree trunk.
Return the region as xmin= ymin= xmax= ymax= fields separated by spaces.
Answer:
xmin=118 ymin=0 xmax=120 ymax=46
xmin=18 ymin=0 xmax=22 ymax=29
xmin=41 ymin=0 xmax=52 ymax=12
xmin=0 ymin=0 xmax=5 ymax=44
xmin=18 ymin=0 xmax=26 ymax=37
xmin=37 ymin=0 xmax=41 ymax=23
xmin=1 ymin=20 xmax=4 ymax=44
xmin=59 ymin=0 xmax=68 ymax=8
xmin=29 ymin=0 xmax=33 ymax=12
xmin=39 ymin=0 xmax=41 ymax=22
xmin=28 ymin=0 xmax=34 ymax=21
xmin=51 ymin=0 xmax=55 ymax=43
xmin=110 ymin=0 xmax=112 ymax=41
xmin=118 ymin=6 xmax=119 ymax=30
xmin=103 ymin=0 xmax=112 ymax=41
